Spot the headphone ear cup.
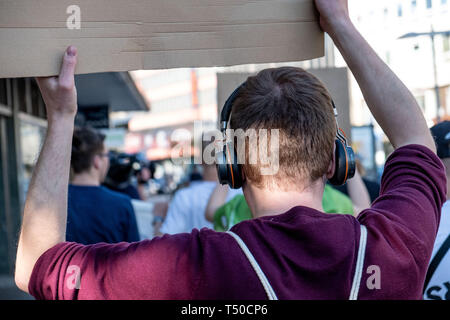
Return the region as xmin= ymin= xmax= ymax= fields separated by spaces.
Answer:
xmin=329 ymin=139 xmax=349 ymax=186
xmin=216 ymin=149 xmax=229 ymax=186
xmin=226 ymin=143 xmax=244 ymax=189
xmin=216 ymin=143 xmax=243 ymax=189
xmin=345 ymin=145 xmax=356 ymax=181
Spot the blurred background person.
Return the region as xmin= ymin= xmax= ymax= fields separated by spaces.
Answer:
xmin=67 ymin=127 xmax=140 ymax=244
xmin=103 ymin=151 xmax=142 ymax=200
xmin=156 ymin=133 xmax=241 ymax=235
xmin=189 ymin=164 xmax=204 ymax=182
xmin=136 ymin=163 xmax=152 ymax=201
xmin=206 ymin=169 xmax=371 ymax=232
xmin=423 ymin=121 xmax=450 ymax=300
xmin=333 ymin=156 xmax=380 ymax=203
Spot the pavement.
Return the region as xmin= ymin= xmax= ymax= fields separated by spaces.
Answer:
xmin=0 ymin=275 xmax=34 ymax=300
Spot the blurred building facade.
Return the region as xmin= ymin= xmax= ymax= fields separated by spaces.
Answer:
xmin=122 ymin=1 xmax=450 ymax=184
xmin=345 ymin=0 xmax=450 ymax=126
xmin=127 ymin=69 xmax=218 ymax=161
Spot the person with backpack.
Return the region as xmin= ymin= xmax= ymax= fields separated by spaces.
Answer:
xmin=423 ymin=121 xmax=450 ymax=300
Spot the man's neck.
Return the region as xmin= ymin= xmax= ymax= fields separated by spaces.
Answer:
xmin=244 ymin=179 xmax=325 ymax=219
xmin=70 ymin=172 xmax=100 ymax=187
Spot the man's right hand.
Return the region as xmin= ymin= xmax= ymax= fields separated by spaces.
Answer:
xmin=36 ymin=46 xmax=78 ymax=122
xmin=314 ymin=0 xmax=351 ymax=35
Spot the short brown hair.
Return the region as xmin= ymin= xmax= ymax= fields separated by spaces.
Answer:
xmin=71 ymin=127 xmax=106 ymax=174
xmin=230 ymin=67 xmax=336 ymax=189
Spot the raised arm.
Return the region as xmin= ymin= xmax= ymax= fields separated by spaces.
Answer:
xmin=346 ymin=169 xmax=371 ymax=216
xmin=15 ymin=47 xmax=78 ymax=293
xmin=205 ymin=184 xmax=229 ymax=222
xmin=314 ymin=0 xmax=436 ymax=152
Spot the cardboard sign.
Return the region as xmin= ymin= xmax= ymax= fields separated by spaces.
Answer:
xmin=0 ymin=0 xmax=324 ymax=78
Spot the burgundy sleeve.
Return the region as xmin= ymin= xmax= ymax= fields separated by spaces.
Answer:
xmin=28 ymin=233 xmax=200 ymax=300
xmin=357 ymin=145 xmax=446 ymax=298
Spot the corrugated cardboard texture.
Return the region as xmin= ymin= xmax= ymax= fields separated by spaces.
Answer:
xmin=0 ymin=0 xmax=324 ymax=78
xmin=217 ymin=68 xmax=352 ymax=141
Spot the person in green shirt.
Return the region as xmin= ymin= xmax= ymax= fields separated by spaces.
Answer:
xmin=212 ymin=185 xmax=353 ymax=232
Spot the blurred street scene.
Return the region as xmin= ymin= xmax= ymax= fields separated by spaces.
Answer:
xmin=0 ymin=0 xmax=449 ymax=299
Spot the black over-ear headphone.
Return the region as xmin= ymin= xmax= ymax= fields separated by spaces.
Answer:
xmin=216 ymin=83 xmax=355 ymax=189
xmin=329 ymin=100 xmax=356 ymax=186
xmin=216 ymin=85 xmax=245 ymax=189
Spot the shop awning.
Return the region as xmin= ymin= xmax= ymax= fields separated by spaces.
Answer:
xmin=75 ymin=72 xmax=149 ymax=112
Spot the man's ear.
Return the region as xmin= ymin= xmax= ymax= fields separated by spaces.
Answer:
xmin=92 ymin=155 xmax=101 ymax=171
xmin=326 ymin=142 xmax=336 ymax=180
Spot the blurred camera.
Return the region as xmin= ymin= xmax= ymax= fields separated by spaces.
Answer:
xmin=103 ymin=151 xmax=143 ymax=189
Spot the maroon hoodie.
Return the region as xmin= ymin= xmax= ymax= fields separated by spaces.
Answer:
xmin=29 ymin=145 xmax=446 ymax=299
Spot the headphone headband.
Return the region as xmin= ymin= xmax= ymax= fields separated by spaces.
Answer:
xmin=220 ymin=83 xmax=246 ymax=132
